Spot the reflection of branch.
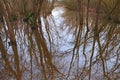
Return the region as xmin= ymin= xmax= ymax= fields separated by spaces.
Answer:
xmin=81 ymin=23 xmax=88 ymax=80
xmin=94 ymin=0 xmax=108 ymax=78
xmin=0 ymin=0 xmax=21 ymax=79
xmin=109 ymin=0 xmax=120 ymax=17
xmin=97 ymin=36 xmax=106 ymax=77
xmin=81 ymin=0 xmax=90 ymax=78
xmin=89 ymin=37 xmax=95 ymax=80
xmin=66 ymin=0 xmax=84 ymax=78
xmin=0 ymin=37 xmax=16 ymax=78
xmin=89 ymin=0 xmax=102 ymax=79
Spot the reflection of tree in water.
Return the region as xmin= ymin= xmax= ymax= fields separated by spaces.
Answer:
xmin=0 ymin=0 xmax=120 ymax=80
xmin=61 ymin=0 xmax=120 ymax=80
